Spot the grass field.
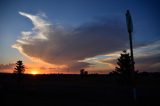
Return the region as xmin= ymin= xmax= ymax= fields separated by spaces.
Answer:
xmin=0 ymin=73 xmax=160 ymax=106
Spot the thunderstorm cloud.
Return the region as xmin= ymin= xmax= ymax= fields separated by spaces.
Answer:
xmin=12 ymin=12 xmax=128 ymax=71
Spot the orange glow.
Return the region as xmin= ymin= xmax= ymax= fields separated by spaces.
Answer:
xmin=31 ymin=71 xmax=38 ymax=75
xmin=30 ymin=68 xmax=39 ymax=75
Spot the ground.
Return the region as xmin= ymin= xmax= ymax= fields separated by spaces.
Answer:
xmin=0 ymin=73 xmax=160 ymax=106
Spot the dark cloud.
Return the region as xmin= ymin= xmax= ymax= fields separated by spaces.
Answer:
xmin=135 ymin=54 xmax=160 ymax=72
xmin=135 ymin=54 xmax=160 ymax=64
xmin=134 ymin=40 xmax=160 ymax=72
xmin=13 ymin=12 xmax=128 ymax=71
xmin=99 ymin=40 xmax=160 ymax=72
xmin=0 ymin=64 xmax=15 ymax=73
xmin=0 ymin=64 xmax=14 ymax=69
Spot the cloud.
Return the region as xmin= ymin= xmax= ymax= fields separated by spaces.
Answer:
xmin=97 ymin=40 xmax=160 ymax=72
xmin=12 ymin=12 xmax=128 ymax=72
xmin=0 ymin=64 xmax=15 ymax=73
xmin=134 ymin=40 xmax=160 ymax=72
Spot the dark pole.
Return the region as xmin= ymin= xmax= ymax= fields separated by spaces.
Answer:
xmin=126 ymin=10 xmax=136 ymax=101
xmin=129 ymin=31 xmax=135 ymax=71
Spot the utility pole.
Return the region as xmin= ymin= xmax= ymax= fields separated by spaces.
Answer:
xmin=125 ymin=10 xmax=137 ymax=102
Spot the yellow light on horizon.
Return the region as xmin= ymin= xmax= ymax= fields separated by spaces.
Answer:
xmin=31 ymin=70 xmax=38 ymax=75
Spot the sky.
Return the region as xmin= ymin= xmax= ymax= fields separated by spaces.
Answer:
xmin=0 ymin=0 xmax=160 ymax=74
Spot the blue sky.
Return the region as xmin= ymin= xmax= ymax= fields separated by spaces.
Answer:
xmin=0 ymin=0 xmax=160 ymax=73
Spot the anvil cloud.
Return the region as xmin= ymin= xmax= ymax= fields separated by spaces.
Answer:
xmin=12 ymin=12 xmax=128 ymax=71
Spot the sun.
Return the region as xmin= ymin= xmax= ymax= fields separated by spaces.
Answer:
xmin=31 ymin=69 xmax=39 ymax=75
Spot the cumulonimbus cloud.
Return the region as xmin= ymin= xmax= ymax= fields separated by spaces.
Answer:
xmin=12 ymin=12 xmax=128 ymax=71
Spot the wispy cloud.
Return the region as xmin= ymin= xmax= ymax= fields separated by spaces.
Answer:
xmin=19 ymin=11 xmax=50 ymax=40
xmin=95 ymin=40 xmax=160 ymax=72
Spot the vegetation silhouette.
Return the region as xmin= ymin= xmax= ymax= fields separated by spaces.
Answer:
xmin=80 ymin=69 xmax=88 ymax=76
xmin=109 ymin=50 xmax=139 ymax=104
xmin=114 ymin=50 xmax=134 ymax=85
xmin=13 ymin=60 xmax=25 ymax=83
xmin=14 ymin=60 xmax=25 ymax=74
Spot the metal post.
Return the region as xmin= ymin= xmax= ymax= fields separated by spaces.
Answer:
xmin=129 ymin=32 xmax=135 ymax=71
xmin=126 ymin=10 xmax=137 ymax=102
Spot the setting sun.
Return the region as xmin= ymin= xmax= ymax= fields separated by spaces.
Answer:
xmin=31 ymin=70 xmax=39 ymax=75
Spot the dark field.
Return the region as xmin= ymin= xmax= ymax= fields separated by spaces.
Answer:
xmin=0 ymin=73 xmax=160 ymax=106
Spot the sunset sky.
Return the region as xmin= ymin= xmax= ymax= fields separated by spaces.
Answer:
xmin=0 ymin=0 xmax=160 ymax=74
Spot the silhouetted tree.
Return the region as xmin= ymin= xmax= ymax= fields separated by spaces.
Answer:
xmin=13 ymin=60 xmax=25 ymax=86
xmin=80 ymin=69 xmax=85 ymax=75
xmin=14 ymin=60 xmax=25 ymax=75
xmin=84 ymin=71 xmax=88 ymax=75
xmin=80 ymin=69 xmax=88 ymax=76
xmin=115 ymin=50 xmax=133 ymax=85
